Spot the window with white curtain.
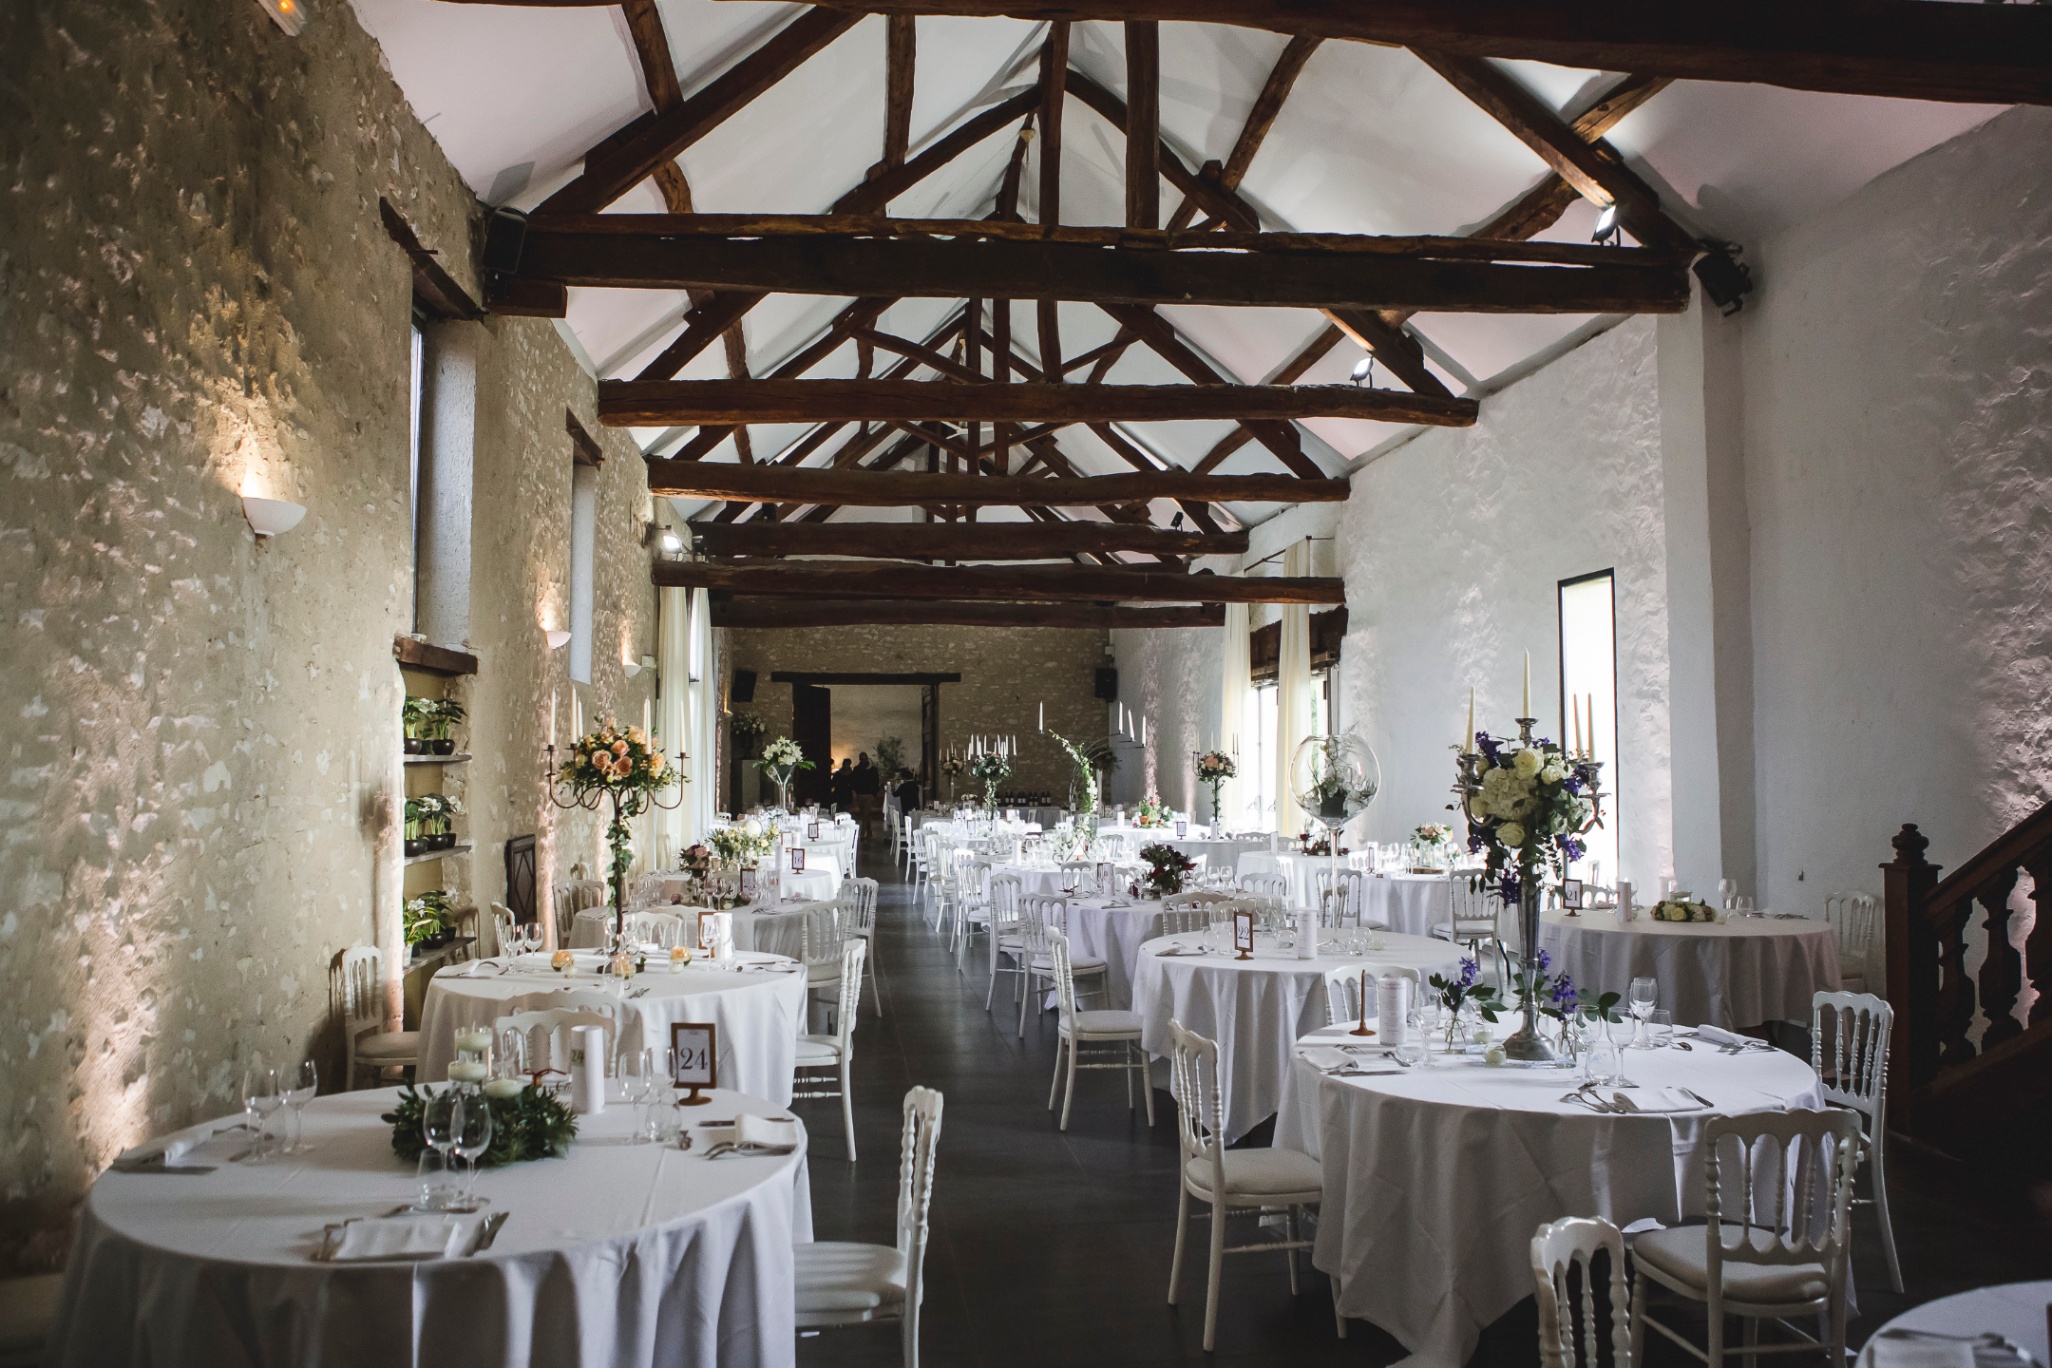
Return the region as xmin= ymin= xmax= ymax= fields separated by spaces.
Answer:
xmin=1559 ymin=570 xmax=1619 ymax=888
xmin=1252 ymin=683 xmax=1279 ymax=828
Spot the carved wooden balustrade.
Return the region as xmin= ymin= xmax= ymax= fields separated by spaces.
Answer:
xmin=1882 ymin=805 xmax=2052 ymax=1145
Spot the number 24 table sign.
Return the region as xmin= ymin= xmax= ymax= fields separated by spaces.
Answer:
xmin=671 ymin=1022 xmax=718 ymax=1106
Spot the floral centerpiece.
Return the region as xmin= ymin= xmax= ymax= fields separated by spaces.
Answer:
xmin=1651 ymin=895 xmax=1718 ymax=923
xmin=384 ymin=1083 xmax=577 ymax=1167
xmin=709 ymin=819 xmax=775 ymax=868
xmin=939 ymin=754 xmax=967 ymax=801
xmin=1455 ymin=723 xmax=1604 ymax=1061
xmin=680 ymin=842 xmax=713 ymax=878
xmin=968 ymin=752 xmax=1012 ymax=814
xmin=753 ymin=736 xmax=811 ymax=811
xmin=1427 ymin=957 xmax=1503 ymax=1048
xmin=1048 ymin=731 xmax=1104 ymax=819
xmin=1134 ymin=793 xmax=1170 ymax=828
xmin=553 ymin=718 xmax=680 ymax=947
xmin=1412 ymin=821 xmax=1454 ymax=870
xmin=1194 ymin=750 xmax=1236 ymax=826
xmin=1137 ymin=842 xmax=1197 ymax=898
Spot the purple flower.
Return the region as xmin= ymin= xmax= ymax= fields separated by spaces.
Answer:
xmin=1548 ymin=974 xmax=1579 ymax=1009
xmin=1457 ymin=957 xmax=1480 ymax=988
xmin=1498 ymin=873 xmax=1522 ymax=906
xmin=1562 ymin=837 xmax=1587 ymax=864
xmin=1534 ymin=948 xmax=1551 ymax=974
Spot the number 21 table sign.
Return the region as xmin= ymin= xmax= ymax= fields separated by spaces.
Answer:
xmin=670 ymin=1022 xmax=718 ymax=1106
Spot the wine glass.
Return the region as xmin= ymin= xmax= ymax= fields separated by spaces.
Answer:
xmin=1717 ymin=878 xmax=1737 ymax=910
xmin=282 ymin=1060 xmax=319 ymax=1154
xmin=1627 ymin=977 xmax=1658 ymax=1048
xmin=449 ymin=1094 xmax=494 ymax=1211
xmin=638 ymin=1046 xmax=675 ymax=1142
xmin=523 ymin=923 xmax=546 ymax=956
xmin=420 ymin=1090 xmax=463 ymax=1210
xmin=241 ymin=1065 xmax=283 ymax=1163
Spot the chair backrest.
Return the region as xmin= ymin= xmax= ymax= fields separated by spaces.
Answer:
xmin=335 ymin=945 xmax=383 ymax=1039
xmin=1531 ymin=1216 xmax=1634 ymax=1368
xmin=989 ymin=875 xmax=1023 ymax=932
xmin=489 ymin=903 xmax=517 ymax=957
xmin=622 ymin=909 xmax=688 ymax=948
xmin=1822 ymin=893 xmax=1878 ymax=963
xmin=495 ymin=994 xmax=622 ymax=1074
xmin=841 ymin=876 xmax=880 ymax=933
xmin=1019 ymin=893 xmax=1065 ymax=955
xmin=1166 ymin=1018 xmax=1225 ymax=1182
xmin=1448 ymin=872 xmax=1496 ymax=930
xmin=830 ymin=938 xmax=867 ymax=1050
xmin=1047 ymin=927 xmax=1080 ymax=1024
xmin=1319 ymin=884 xmax=1351 ymax=928
xmin=894 ymin=1086 xmax=946 ymax=1312
xmin=1811 ymin=990 xmax=1891 ymax=1135
xmin=1322 ymin=963 xmax=1421 ymax=1026
xmin=801 ymin=901 xmax=846 ymax=966
xmin=1154 ymin=906 xmax=1208 ymax=938
xmin=1701 ymin=1108 xmax=1861 ymax=1293
xmin=1238 ymin=872 xmax=1289 ymax=903
xmin=1313 ymin=867 xmax=1363 ymax=924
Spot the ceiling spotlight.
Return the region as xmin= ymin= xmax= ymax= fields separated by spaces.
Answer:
xmin=661 ymin=530 xmax=683 ymax=553
xmin=1591 ymin=203 xmax=1621 ymax=245
xmin=1693 ymin=239 xmax=1754 ymax=316
xmin=255 ymin=0 xmax=308 ymax=35
xmin=1350 ymin=355 xmax=1376 ymax=388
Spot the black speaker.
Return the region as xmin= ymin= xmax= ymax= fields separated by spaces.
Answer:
xmin=1094 ymin=667 xmax=1118 ymax=701
xmin=731 ymin=668 xmax=757 ymax=703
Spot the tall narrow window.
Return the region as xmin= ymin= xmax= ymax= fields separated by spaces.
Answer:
xmin=1253 ymin=683 xmax=1279 ymax=828
xmin=407 ymin=314 xmax=424 ymax=630
xmin=1558 ymin=570 xmax=1619 ymax=886
xmin=568 ymin=461 xmax=598 ymax=685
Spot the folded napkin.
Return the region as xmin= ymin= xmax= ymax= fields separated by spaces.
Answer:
xmin=1613 ymin=1086 xmax=1706 ymax=1114
xmin=1869 ymin=1339 xmax=1976 ymax=1368
xmin=1690 ymin=1025 xmax=1761 ymax=1049
xmin=330 ymin=1212 xmax=484 ymax=1262
xmin=1301 ymin=1046 xmax=1403 ymax=1076
xmin=1156 ymin=945 xmax=1206 ymax=957
xmin=704 ymin=1113 xmax=802 ymax=1154
xmin=114 ymin=1117 xmax=240 ymax=1169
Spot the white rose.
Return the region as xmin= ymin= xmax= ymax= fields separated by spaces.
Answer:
xmin=1513 ymin=748 xmax=1543 ymax=779
xmin=1468 ymin=795 xmax=1489 ymax=822
xmin=1498 ymin=822 xmax=1527 ymax=847
xmin=742 ymin=818 xmax=762 ymax=837
xmin=1540 ymin=762 xmax=1565 ymax=784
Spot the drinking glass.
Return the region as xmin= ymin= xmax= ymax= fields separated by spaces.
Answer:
xmin=450 ymin=1095 xmax=494 ymax=1210
xmin=1717 ymin=878 xmax=1737 ymax=910
xmin=1395 ymin=1010 xmax=1428 ymax=1067
xmin=1647 ymin=1009 xmax=1673 ymax=1048
xmin=241 ymin=1065 xmax=283 ymax=1163
xmin=282 ymin=1060 xmax=319 ymax=1154
xmin=639 ymin=1046 xmax=676 ymax=1142
xmin=419 ymin=1091 xmax=462 ymax=1210
xmin=1627 ymin=977 xmax=1658 ymax=1048
xmin=1582 ymin=1028 xmax=1623 ymax=1087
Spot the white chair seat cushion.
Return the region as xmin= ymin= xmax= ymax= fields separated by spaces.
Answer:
xmin=1062 ymin=1009 xmax=1144 ymax=1037
xmin=1183 ymin=1147 xmax=1324 ymax=1203
xmin=794 ymin=1036 xmax=843 ymax=1065
xmin=1631 ymin=1225 xmax=1831 ymax=1304
xmin=1029 ymin=953 xmax=1106 ymax=973
xmin=794 ymin=1240 xmax=908 ymax=1317
xmin=807 ymin=963 xmax=843 ymax=985
xmin=354 ymin=1029 xmax=420 ymax=1061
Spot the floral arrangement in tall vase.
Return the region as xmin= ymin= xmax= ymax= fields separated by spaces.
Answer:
xmin=753 ymin=736 xmax=811 ymax=812
xmin=968 ymin=752 xmax=1012 ymax=815
xmin=1048 ymin=731 xmax=1100 ymax=821
xmin=1194 ymin=750 xmax=1236 ymax=828
xmin=548 ymin=718 xmax=682 ymax=948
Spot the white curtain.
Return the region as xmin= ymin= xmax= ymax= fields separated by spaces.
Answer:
xmin=654 ymin=586 xmax=691 ymax=867
xmin=1275 ymin=540 xmax=1313 ymax=837
xmin=685 ymin=589 xmax=719 ymax=841
xmin=1217 ymin=603 xmax=1250 ymax=829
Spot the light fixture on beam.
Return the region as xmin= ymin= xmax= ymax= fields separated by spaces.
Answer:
xmin=255 ymin=0 xmax=308 ymax=36
xmin=241 ymin=495 xmax=307 ymax=539
xmin=1349 ymin=355 xmax=1376 ymax=389
xmin=1590 ymin=202 xmax=1622 ymax=248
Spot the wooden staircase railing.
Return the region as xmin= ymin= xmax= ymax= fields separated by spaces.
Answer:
xmin=1882 ymin=805 xmax=2052 ymax=1146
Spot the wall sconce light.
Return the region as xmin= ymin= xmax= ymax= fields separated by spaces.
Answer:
xmin=545 ymin=629 xmax=572 ymax=651
xmin=640 ymin=654 xmax=657 ymax=673
xmin=255 ymin=0 xmax=309 ymax=36
xmin=623 ymin=659 xmax=643 ymax=678
xmin=241 ymin=495 xmax=307 ymax=539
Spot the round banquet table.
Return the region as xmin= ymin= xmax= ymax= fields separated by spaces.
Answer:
xmin=1275 ymin=1022 xmax=1824 ymax=1368
xmin=1536 ymin=907 xmax=1842 ymax=1029
xmin=570 ymin=904 xmax=811 ymax=959
xmin=1129 ymin=929 xmax=1463 ymax=1142
xmin=779 ymin=867 xmax=839 ymax=902
xmin=1060 ymin=895 xmax=1167 ymax=1008
xmin=46 ymin=1085 xmax=811 ymax=1368
xmin=1855 ymin=1281 xmax=2052 ymax=1368
xmin=419 ymin=950 xmax=806 ymax=1105
xmin=1361 ymin=873 xmax=1452 ymax=937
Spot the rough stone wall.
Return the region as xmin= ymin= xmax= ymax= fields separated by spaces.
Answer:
xmin=722 ymin=625 xmax=1108 ymax=801
xmin=1104 ymin=627 xmax=1217 ymax=815
xmin=0 ymin=0 xmax=651 ymax=1267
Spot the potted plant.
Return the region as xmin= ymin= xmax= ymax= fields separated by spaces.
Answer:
xmin=404 ymin=889 xmax=454 ymax=950
xmin=403 ymin=797 xmax=427 ymax=856
xmin=428 ymin=698 xmax=465 ymax=755
xmin=401 ymin=696 xmax=432 ymax=755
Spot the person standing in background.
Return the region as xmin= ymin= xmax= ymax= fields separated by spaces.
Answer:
xmin=851 ymin=751 xmax=882 ymax=840
xmin=829 ymin=757 xmax=855 ymax=813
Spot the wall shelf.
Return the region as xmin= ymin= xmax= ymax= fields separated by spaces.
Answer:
xmin=394 ymin=634 xmax=478 ymax=676
xmin=404 ymin=753 xmax=471 ymax=766
xmin=404 ymin=842 xmax=472 ymax=867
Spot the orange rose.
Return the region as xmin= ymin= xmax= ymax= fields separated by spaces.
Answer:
xmin=612 ymin=741 xmax=628 ymax=756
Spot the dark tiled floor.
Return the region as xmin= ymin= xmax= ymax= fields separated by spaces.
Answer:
xmin=794 ymin=851 xmax=2052 ymax=1367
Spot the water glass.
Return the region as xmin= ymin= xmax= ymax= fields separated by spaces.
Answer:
xmin=1582 ymin=1029 xmax=1623 ymax=1087
xmin=282 ymin=1060 xmax=319 ymax=1154
xmin=241 ymin=1065 xmax=283 ymax=1163
xmin=1717 ymin=878 xmax=1737 ymax=910
xmin=1395 ymin=1011 xmax=1429 ymax=1067
xmin=1647 ymin=1009 xmax=1673 ymax=1048
xmin=1627 ymin=977 xmax=1658 ymax=1048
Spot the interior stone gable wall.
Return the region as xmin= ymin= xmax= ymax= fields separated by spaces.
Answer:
xmin=721 ymin=625 xmax=1109 ymax=803
xmin=0 ymin=0 xmax=651 ymax=1268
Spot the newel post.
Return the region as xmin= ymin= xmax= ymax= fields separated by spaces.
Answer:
xmin=1882 ymin=823 xmax=1942 ymax=1100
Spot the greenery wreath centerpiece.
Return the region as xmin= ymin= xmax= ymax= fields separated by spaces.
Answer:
xmin=710 ymin=819 xmax=776 ymax=868
xmin=1138 ymin=842 xmax=1197 ymax=898
xmin=384 ymin=1084 xmax=577 ymax=1167
xmin=1650 ymin=895 xmax=1719 ymax=923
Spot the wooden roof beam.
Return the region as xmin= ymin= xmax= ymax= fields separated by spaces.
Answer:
xmin=646 ymin=464 xmax=1349 ymax=506
xmin=657 ymin=558 xmax=1344 ymax=603
xmin=690 ymin=521 xmax=1248 ymax=559
xmin=710 ymin=598 xmax=1227 ymax=629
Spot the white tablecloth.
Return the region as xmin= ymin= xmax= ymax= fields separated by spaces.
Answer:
xmin=1061 ymin=897 xmax=1167 ymax=1008
xmin=47 ymin=1085 xmax=811 ymax=1368
xmin=1276 ymin=1024 xmax=1822 ymax=1368
xmin=779 ymin=868 xmax=839 ymax=902
xmin=420 ymin=951 xmax=807 ymax=1105
xmin=1537 ymin=909 xmax=1842 ymax=1028
xmin=571 ymin=905 xmax=812 ymax=959
xmin=1361 ymin=874 xmax=1453 ymax=936
xmin=1857 ymin=1281 xmax=2052 ymax=1368
xmin=1130 ymin=930 xmax=1463 ymax=1142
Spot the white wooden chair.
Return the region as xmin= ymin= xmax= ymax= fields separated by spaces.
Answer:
xmin=985 ymin=875 xmax=1028 ymax=1013
xmin=1532 ymin=1216 xmax=1635 ymax=1368
xmin=1629 ymin=1108 xmax=1861 ymax=1368
xmin=1811 ymin=989 xmax=1901 ymax=1292
xmin=1312 ymin=867 xmax=1365 ymax=926
xmin=1821 ymin=894 xmax=1878 ymax=992
xmin=1238 ymin=872 xmax=1290 ymax=906
xmin=951 ymin=854 xmax=993 ymax=972
xmin=488 ymin=903 xmax=517 ymax=958
xmin=1438 ymin=873 xmax=1510 ymax=983
xmin=794 ymin=1086 xmax=944 ymax=1368
xmin=622 ymin=909 xmax=688 ymax=948
xmin=802 ymin=901 xmax=848 ymax=1031
xmin=1046 ymin=928 xmax=1152 ymax=1131
xmin=1016 ymin=895 xmax=1108 ymax=1037
xmin=1165 ymin=1019 xmax=1342 ymax=1352
xmin=842 ymin=876 xmax=882 ymax=1016
xmin=334 ymin=946 xmax=419 ymax=1089
xmin=1153 ymin=907 xmax=1209 ymax=938
xmin=795 ymin=938 xmax=867 ymax=1161
xmin=1323 ymin=964 xmax=1420 ymax=1028
xmin=494 ymin=994 xmax=622 ymax=1078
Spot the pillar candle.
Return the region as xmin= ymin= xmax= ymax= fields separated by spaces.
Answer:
xmin=1464 ymin=687 xmax=1474 ymax=754
xmin=642 ymin=697 xmax=651 ymax=737
xmin=1521 ymin=651 xmax=1531 ymax=718
xmin=1572 ymin=699 xmax=1582 ymax=756
xmin=549 ymin=690 xmax=557 ymax=749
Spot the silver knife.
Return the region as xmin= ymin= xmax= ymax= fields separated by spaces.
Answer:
xmin=473 ymin=1211 xmax=510 ymax=1252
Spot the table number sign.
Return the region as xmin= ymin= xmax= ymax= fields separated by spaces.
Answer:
xmin=1232 ymin=908 xmax=1255 ymax=960
xmin=790 ymin=846 xmax=806 ymax=873
xmin=1562 ymin=878 xmax=1585 ymax=913
xmin=807 ymin=821 xmax=820 ymax=840
xmin=1175 ymin=820 xmax=1188 ymax=839
xmin=699 ymin=911 xmax=733 ymax=959
xmin=669 ymin=1022 xmax=718 ymax=1106
xmin=1095 ymin=861 xmax=1114 ymax=893
xmin=738 ymin=867 xmax=757 ymax=900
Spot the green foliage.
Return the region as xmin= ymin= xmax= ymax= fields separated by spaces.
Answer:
xmin=383 ymin=1083 xmax=579 ymax=1167
xmin=403 ymin=890 xmax=453 ymax=945
xmin=873 ymin=736 xmax=905 ymax=776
